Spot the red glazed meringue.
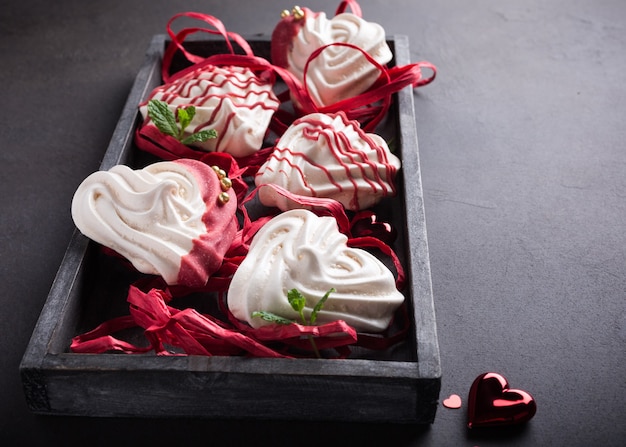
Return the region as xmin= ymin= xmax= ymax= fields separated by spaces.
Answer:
xmin=71 ymin=159 xmax=237 ymax=287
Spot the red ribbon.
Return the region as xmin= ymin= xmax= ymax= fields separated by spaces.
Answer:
xmin=335 ymin=0 xmax=362 ymax=16
xmin=162 ymin=11 xmax=254 ymax=83
xmin=153 ymin=3 xmax=436 ymax=135
xmin=70 ymin=284 xmax=359 ymax=358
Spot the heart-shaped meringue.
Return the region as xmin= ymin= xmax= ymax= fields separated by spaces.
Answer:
xmin=255 ymin=112 xmax=400 ymax=211
xmin=227 ymin=209 xmax=404 ymax=333
xmin=71 ymin=159 xmax=237 ymax=287
xmin=271 ymin=8 xmax=392 ymax=107
xmin=467 ymin=372 xmax=537 ymax=429
xmin=139 ymin=65 xmax=279 ymax=158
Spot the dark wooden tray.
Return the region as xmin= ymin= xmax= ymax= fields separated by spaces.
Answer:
xmin=20 ymin=34 xmax=441 ymax=423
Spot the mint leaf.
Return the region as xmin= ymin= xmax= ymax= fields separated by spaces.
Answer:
xmin=147 ymin=99 xmax=217 ymax=146
xmin=287 ymin=288 xmax=307 ymax=324
xmin=181 ymin=129 xmax=218 ymax=145
xmin=310 ymin=288 xmax=335 ymax=325
xmin=254 ymin=287 xmax=336 ymax=358
xmin=176 ymin=106 xmax=195 ymax=138
xmin=251 ymin=311 xmax=294 ymax=325
xmin=147 ymin=99 xmax=179 ymax=138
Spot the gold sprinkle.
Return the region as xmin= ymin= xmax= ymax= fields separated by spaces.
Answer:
xmin=280 ymin=9 xmax=290 ymax=18
xmin=292 ymin=5 xmax=304 ymax=20
xmin=210 ymin=165 xmax=227 ymax=179
xmin=218 ymin=192 xmax=230 ymax=205
xmin=220 ymin=177 xmax=232 ymax=191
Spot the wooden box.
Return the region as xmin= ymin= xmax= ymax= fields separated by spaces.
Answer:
xmin=20 ymin=35 xmax=441 ymax=423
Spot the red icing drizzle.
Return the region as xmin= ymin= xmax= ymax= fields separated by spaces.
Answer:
xmin=142 ymin=65 xmax=279 ymax=153
xmin=159 ymin=66 xmax=272 ymax=100
xmin=258 ymin=112 xmax=398 ymax=210
xmin=173 ymin=159 xmax=237 ymax=287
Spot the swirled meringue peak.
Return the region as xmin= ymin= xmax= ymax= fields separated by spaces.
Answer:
xmin=227 ymin=209 xmax=404 ymax=333
xmin=71 ymin=159 xmax=237 ymax=287
xmin=139 ymin=65 xmax=279 ymax=157
xmin=255 ymin=112 xmax=401 ymax=211
xmin=271 ymin=8 xmax=392 ymax=107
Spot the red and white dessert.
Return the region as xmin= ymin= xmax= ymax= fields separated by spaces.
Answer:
xmin=139 ymin=65 xmax=280 ymax=157
xmin=255 ymin=112 xmax=400 ymax=211
xmin=271 ymin=6 xmax=392 ymax=107
xmin=71 ymin=159 xmax=237 ymax=287
xmin=227 ymin=209 xmax=404 ymax=332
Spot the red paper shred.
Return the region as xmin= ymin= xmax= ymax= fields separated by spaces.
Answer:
xmin=70 ymin=284 xmax=359 ymax=358
xmin=70 ymin=315 xmax=151 ymax=354
xmin=146 ymin=4 xmax=436 ymax=140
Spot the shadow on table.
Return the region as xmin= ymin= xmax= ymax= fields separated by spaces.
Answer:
xmin=466 ymin=423 xmax=533 ymax=444
xmin=16 ymin=415 xmax=434 ymax=447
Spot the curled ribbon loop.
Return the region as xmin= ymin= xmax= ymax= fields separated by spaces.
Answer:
xmin=335 ymin=0 xmax=363 ymax=16
xmin=299 ymin=42 xmax=392 ymax=131
xmin=162 ymin=11 xmax=254 ymax=82
xmin=300 ymin=42 xmax=437 ymax=131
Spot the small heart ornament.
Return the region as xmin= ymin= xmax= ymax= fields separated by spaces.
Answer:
xmin=442 ymin=394 xmax=462 ymax=409
xmin=467 ymin=372 xmax=537 ymax=429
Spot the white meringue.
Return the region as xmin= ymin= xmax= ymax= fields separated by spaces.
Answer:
xmin=227 ymin=209 xmax=404 ymax=333
xmin=140 ymin=65 xmax=279 ymax=157
xmin=255 ymin=112 xmax=400 ymax=211
xmin=282 ymin=11 xmax=392 ymax=107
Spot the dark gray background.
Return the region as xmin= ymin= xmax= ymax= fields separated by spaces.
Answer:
xmin=2 ymin=0 xmax=625 ymax=445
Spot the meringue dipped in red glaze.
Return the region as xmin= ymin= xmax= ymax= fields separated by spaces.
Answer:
xmin=71 ymin=159 xmax=237 ymax=287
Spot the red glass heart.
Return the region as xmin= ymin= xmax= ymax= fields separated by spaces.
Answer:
xmin=467 ymin=372 xmax=537 ymax=429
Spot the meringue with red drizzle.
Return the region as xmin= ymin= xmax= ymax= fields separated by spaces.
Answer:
xmin=255 ymin=112 xmax=400 ymax=211
xmin=271 ymin=6 xmax=392 ymax=107
xmin=71 ymin=159 xmax=237 ymax=287
xmin=227 ymin=209 xmax=404 ymax=333
xmin=139 ymin=65 xmax=279 ymax=157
